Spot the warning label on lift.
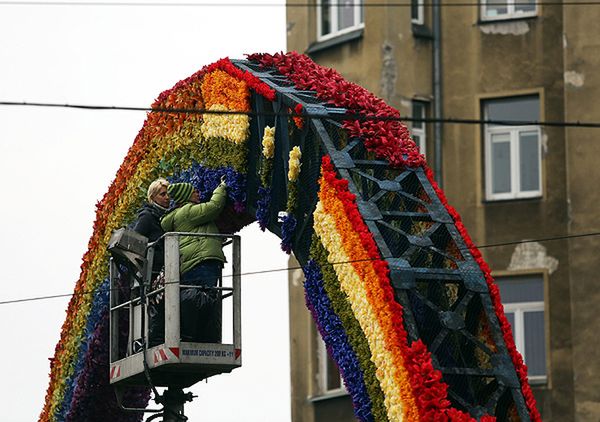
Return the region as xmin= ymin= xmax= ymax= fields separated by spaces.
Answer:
xmin=182 ymin=349 xmax=233 ymax=358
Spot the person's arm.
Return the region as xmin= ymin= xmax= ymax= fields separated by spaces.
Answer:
xmin=187 ymin=184 xmax=227 ymax=225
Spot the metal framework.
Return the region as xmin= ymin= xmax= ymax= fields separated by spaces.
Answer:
xmin=235 ymin=59 xmax=531 ymax=420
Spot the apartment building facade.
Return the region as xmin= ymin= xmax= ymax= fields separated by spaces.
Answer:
xmin=286 ymin=1 xmax=600 ymax=420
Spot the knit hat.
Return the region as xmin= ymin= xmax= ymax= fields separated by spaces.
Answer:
xmin=168 ymin=182 xmax=194 ymax=204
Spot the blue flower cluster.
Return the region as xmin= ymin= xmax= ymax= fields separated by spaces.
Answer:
xmin=256 ymin=186 xmax=271 ymax=231
xmin=60 ymin=277 xmax=150 ymax=421
xmin=56 ymin=278 xmax=110 ymax=421
xmin=280 ymin=213 xmax=297 ymax=254
xmin=303 ymin=260 xmax=374 ymax=422
xmin=170 ymin=162 xmax=247 ymax=213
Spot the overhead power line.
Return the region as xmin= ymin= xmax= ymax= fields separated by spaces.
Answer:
xmin=2 ymin=1 xmax=600 ymax=7
xmin=1 ymin=230 xmax=599 ymax=306
xmin=1 ymin=100 xmax=600 ymax=128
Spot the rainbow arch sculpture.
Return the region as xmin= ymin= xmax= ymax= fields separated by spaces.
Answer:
xmin=40 ymin=53 xmax=540 ymax=422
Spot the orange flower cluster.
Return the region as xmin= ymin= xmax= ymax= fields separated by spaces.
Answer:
xmin=315 ymin=158 xmax=419 ymax=420
xmin=315 ymin=156 xmax=490 ymax=421
xmin=201 ymin=69 xmax=250 ymax=112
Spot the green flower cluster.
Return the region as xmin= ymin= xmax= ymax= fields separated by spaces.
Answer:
xmin=309 ymin=236 xmax=389 ymax=422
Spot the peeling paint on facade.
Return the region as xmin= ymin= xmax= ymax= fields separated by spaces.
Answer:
xmin=291 ymin=268 xmax=303 ymax=287
xmin=565 ymin=70 xmax=585 ymax=88
xmin=380 ymin=41 xmax=397 ymax=101
xmin=542 ymin=132 xmax=549 ymax=156
xmin=479 ymin=21 xmax=530 ymax=35
xmin=508 ymin=242 xmax=559 ymax=274
xmin=287 ymin=21 xmax=295 ymax=37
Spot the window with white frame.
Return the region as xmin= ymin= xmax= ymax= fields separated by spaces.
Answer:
xmin=481 ymin=0 xmax=536 ymax=21
xmin=495 ymin=274 xmax=547 ymax=384
xmin=483 ymin=96 xmax=542 ymax=200
xmin=316 ymin=335 xmax=346 ymax=395
xmin=411 ymin=100 xmax=427 ymax=156
xmin=411 ymin=0 xmax=424 ymax=24
xmin=317 ymin=0 xmax=364 ymax=41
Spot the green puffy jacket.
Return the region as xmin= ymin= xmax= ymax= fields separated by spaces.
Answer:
xmin=161 ymin=184 xmax=227 ymax=274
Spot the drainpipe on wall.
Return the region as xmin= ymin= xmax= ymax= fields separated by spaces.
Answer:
xmin=432 ymin=0 xmax=443 ymax=187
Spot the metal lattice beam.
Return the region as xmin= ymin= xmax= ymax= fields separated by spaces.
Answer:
xmin=234 ymin=59 xmax=531 ymax=421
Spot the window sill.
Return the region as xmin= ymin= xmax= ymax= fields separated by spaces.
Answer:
xmin=412 ymin=23 xmax=433 ymax=40
xmin=482 ymin=195 xmax=542 ymax=204
xmin=478 ymin=14 xmax=538 ymax=25
xmin=306 ymin=28 xmax=364 ymax=55
xmin=308 ymin=389 xmax=349 ymax=402
xmin=528 ymin=377 xmax=547 ymax=386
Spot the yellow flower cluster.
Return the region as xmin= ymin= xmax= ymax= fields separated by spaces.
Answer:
xmin=313 ymin=204 xmax=410 ymax=421
xmin=313 ymin=171 xmax=423 ymax=421
xmin=261 ymin=125 xmax=275 ymax=159
xmin=288 ymin=146 xmax=302 ymax=182
xmin=201 ymin=104 xmax=250 ymax=144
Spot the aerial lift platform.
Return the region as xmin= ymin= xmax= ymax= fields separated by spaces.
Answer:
xmin=107 ymin=229 xmax=242 ymax=420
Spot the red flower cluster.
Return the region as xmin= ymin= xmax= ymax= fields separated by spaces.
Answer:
xmin=248 ymin=52 xmax=425 ymax=168
xmin=249 ymin=51 xmax=538 ymax=420
xmin=293 ymin=103 xmax=304 ymax=129
xmin=321 ymin=156 xmax=494 ymax=421
xmin=206 ymin=57 xmax=276 ymax=101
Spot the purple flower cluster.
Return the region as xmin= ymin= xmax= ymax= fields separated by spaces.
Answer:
xmin=256 ymin=186 xmax=271 ymax=231
xmin=303 ymin=260 xmax=374 ymax=422
xmin=56 ymin=278 xmax=110 ymax=420
xmin=280 ymin=213 xmax=297 ymax=254
xmin=170 ymin=162 xmax=247 ymax=213
xmin=58 ymin=277 xmax=150 ymax=422
xmin=61 ymin=276 xmax=149 ymax=421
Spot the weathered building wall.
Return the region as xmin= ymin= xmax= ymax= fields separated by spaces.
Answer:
xmin=441 ymin=4 xmax=574 ymax=419
xmin=286 ymin=1 xmax=600 ymax=420
xmin=563 ymin=5 xmax=600 ymax=420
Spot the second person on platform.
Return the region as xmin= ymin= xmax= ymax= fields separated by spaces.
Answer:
xmin=161 ymin=177 xmax=228 ymax=343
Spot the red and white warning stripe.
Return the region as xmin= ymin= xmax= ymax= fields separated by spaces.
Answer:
xmin=110 ymin=365 xmax=121 ymax=380
xmin=153 ymin=348 xmax=170 ymax=364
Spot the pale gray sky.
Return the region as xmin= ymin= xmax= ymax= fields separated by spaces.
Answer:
xmin=0 ymin=2 xmax=290 ymax=421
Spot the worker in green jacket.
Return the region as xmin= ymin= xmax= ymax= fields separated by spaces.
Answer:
xmin=161 ymin=178 xmax=227 ymax=342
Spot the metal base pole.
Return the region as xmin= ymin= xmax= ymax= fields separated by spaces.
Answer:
xmin=159 ymin=387 xmax=194 ymax=422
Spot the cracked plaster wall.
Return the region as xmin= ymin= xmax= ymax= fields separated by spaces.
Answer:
xmin=507 ymin=242 xmax=559 ymax=274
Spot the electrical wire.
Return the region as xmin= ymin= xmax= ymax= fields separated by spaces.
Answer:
xmin=1 ymin=229 xmax=599 ymax=306
xmin=2 ymin=1 xmax=600 ymax=7
xmin=1 ymin=100 xmax=599 ymax=128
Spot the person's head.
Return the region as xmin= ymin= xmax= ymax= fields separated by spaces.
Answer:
xmin=190 ymin=189 xmax=200 ymax=204
xmin=168 ymin=182 xmax=195 ymax=205
xmin=147 ymin=178 xmax=170 ymax=208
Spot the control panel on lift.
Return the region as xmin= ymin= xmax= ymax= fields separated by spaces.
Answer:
xmin=107 ymin=229 xmax=242 ymax=389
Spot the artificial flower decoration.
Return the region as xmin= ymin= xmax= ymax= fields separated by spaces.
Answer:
xmin=287 ymin=146 xmax=301 ymax=182
xmin=280 ymin=213 xmax=297 ymax=254
xmin=261 ymin=125 xmax=275 ymax=159
xmin=40 ymin=53 xmax=539 ymax=422
xmin=201 ymin=104 xmax=250 ymax=144
xmin=293 ymin=103 xmax=304 ymax=129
